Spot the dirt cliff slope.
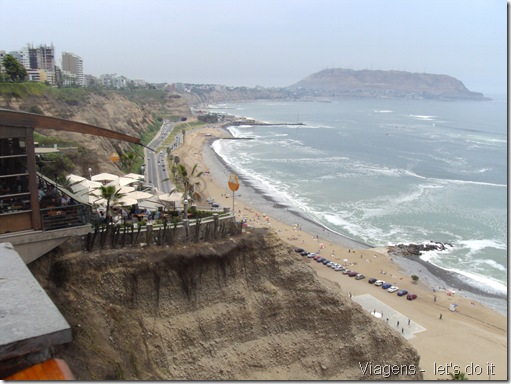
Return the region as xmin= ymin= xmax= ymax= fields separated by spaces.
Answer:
xmin=0 ymin=89 xmax=191 ymax=175
xmin=29 ymin=229 xmax=422 ymax=380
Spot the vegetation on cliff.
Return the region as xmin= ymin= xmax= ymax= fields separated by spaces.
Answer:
xmin=0 ymin=83 xmax=192 ymax=178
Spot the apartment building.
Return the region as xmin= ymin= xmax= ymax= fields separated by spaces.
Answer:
xmin=61 ymin=51 xmax=84 ymax=86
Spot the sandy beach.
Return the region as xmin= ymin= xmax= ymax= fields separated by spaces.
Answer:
xmin=171 ymin=124 xmax=507 ymax=380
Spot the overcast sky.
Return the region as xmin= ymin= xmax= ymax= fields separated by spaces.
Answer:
xmin=1 ymin=0 xmax=507 ymax=95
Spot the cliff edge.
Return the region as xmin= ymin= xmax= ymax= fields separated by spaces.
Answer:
xmin=29 ymin=229 xmax=422 ymax=380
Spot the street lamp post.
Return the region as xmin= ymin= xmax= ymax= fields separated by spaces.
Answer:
xmin=140 ymin=165 xmax=145 ymax=190
xmin=183 ymin=199 xmax=189 ymax=220
xmin=183 ymin=199 xmax=189 ymax=240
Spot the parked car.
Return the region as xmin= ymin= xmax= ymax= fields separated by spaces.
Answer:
xmin=295 ymin=248 xmax=305 ymax=253
xmin=368 ymin=278 xmax=377 ymax=284
xmin=407 ymin=294 xmax=418 ymax=300
xmin=397 ymin=290 xmax=408 ymax=297
xmin=322 ymin=259 xmax=330 ymax=265
xmin=387 ymin=286 xmax=399 ymax=293
xmin=355 ymin=274 xmax=365 ymax=280
xmin=313 ymin=255 xmax=321 ymax=260
xmin=348 ymin=271 xmax=358 ymax=277
xmin=316 ymin=257 xmax=325 ymax=263
xmin=374 ymin=280 xmax=385 ymax=286
xmin=381 ymin=283 xmax=392 ymax=290
xmin=307 ymin=253 xmax=316 ymax=258
xmin=334 ymin=266 xmax=345 ymax=272
xmin=343 ymin=269 xmax=351 ymax=275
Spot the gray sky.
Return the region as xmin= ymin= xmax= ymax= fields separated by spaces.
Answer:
xmin=2 ymin=0 xmax=507 ymax=95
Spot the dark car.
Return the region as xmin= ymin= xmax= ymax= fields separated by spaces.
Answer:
xmin=348 ymin=271 xmax=358 ymax=277
xmin=316 ymin=257 xmax=325 ymax=263
xmin=368 ymin=278 xmax=377 ymax=284
xmin=407 ymin=294 xmax=418 ymax=300
xmin=295 ymin=248 xmax=305 ymax=253
xmin=397 ymin=289 xmax=408 ymax=296
xmin=322 ymin=259 xmax=330 ymax=265
xmin=313 ymin=255 xmax=321 ymax=261
xmin=382 ymin=283 xmax=392 ymax=290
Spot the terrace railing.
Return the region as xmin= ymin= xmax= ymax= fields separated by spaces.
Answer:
xmin=40 ymin=204 xmax=91 ymax=231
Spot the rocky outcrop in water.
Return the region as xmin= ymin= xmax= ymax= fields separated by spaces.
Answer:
xmin=388 ymin=241 xmax=453 ymax=257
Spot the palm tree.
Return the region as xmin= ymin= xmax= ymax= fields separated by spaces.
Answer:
xmin=168 ymin=163 xmax=204 ymax=203
xmin=94 ymin=185 xmax=126 ymax=222
xmin=120 ymin=150 xmax=137 ymax=173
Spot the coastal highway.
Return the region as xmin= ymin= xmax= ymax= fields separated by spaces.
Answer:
xmin=144 ymin=120 xmax=174 ymax=194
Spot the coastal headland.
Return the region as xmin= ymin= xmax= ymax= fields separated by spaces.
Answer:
xmin=173 ymin=124 xmax=507 ymax=380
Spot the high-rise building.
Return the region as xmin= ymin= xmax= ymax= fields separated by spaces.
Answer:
xmin=61 ymin=52 xmax=84 ymax=86
xmin=10 ymin=47 xmax=30 ymax=69
xmin=27 ymin=43 xmax=55 ymax=71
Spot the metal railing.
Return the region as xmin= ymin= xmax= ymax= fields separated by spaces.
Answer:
xmin=40 ymin=204 xmax=91 ymax=231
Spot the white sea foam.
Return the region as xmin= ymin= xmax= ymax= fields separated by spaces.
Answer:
xmin=212 ymin=99 xmax=507 ymax=301
xmin=445 ymin=268 xmax=507 ymax=295
xmin=409 ymin=114 xmax=437 ymax=120
xmin=458 ymin=239 xmax=507 ymax=254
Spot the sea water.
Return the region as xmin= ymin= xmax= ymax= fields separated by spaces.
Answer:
xmin=207 ymin=97 xmax=507 ymax=297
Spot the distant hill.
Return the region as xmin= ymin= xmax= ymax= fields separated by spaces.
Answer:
xmin=287 ymin=68 xmax=487 ymax=100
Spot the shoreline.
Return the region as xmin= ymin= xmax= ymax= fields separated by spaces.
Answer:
xmin=205 ymin=129 xmax=507 ymax=315
xmin=204 ymin=134 xmax=372 ymax=250
xmin=172 ymin=125 xmax=507 ymax=380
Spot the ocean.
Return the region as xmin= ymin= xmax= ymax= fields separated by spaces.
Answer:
xmin=205 ymin=97 xmax=507 ymax=305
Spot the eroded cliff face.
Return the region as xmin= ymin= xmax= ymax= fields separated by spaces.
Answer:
xmin=0 ymin=90 xmax=191 ymax=175
xmin=29 ymin=229 xmax=422 ymax=380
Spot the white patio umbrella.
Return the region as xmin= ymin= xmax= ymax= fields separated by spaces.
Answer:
xmin=89 ymin=196 xmax=106 ymax=206
xmin=125 ymin=190 xmax=153 ymax=201
xmin=157 ymin=192 xmax=182 ymax=203
xmin=91 ymin=172 xmax=120 ymax=183
xmin=66 ymin=174 xmax=86 ymax=185
xmin=115 ymin=185 xmax=136 ymax=194
xmin=138 ymin=200 xmax=164 ymax=210
xmin=123 ymin=173 xmax=145 ymax=181
xmin=70 ymin=179 xmax=102 ymax=193
xmin=110 ymin=177 xmax=142 ymax=187
xmin=115 ymin=196 xmax=139 ymax=207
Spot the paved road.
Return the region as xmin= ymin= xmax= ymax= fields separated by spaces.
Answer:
xmin=144 ymin=120 xmax=175 ymax=194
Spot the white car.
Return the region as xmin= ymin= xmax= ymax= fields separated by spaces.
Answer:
xmin=374 ymin=280 xmax=385 ymax=286
xmin=334 ymin=266 xmax=345 ymax=271
xmin=387 ymin=286 xmax=399 ymax=293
